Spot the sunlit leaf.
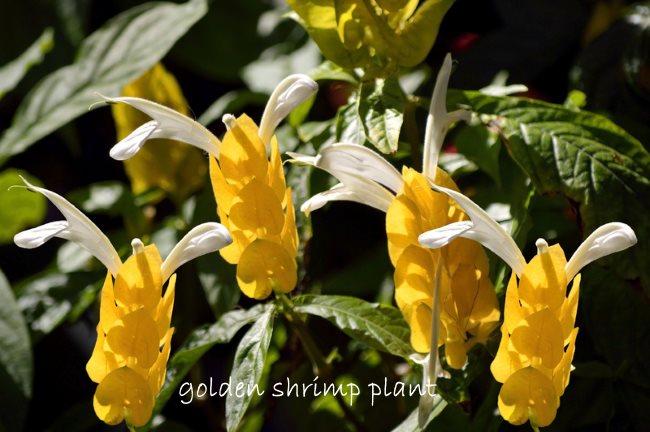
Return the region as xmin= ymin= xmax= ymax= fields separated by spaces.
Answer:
xmin=226 ymin=306 xmax=275 ymax=431
xmin=293 ymin=295 xmax=412 ymax=358
xmin=0 ymin=28 xmax=53 ymax=100
xmin=0 ymin=0 xmax=207 ymax=165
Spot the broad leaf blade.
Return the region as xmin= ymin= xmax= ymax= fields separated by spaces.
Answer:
xmin=0 ymin=0 xmax=207 ymax=165
xmin=155 ymin=304 xmax=271 ymax=413
xmin=293 ymin=295 xmax=412 ymax=358
xmin=226 ymin=306 xmax=275 ymax=432
xmin=390 ymin=397 xmax=447 ymax=432
xmin=358 ymin=77 xmax=404 ymax=153
xmin=0 ymin=268 xmax=32 ymax=399
xmin=0 ymin=28 xmax=54 ymax=100
xmin=449 ymin=90 xmax=650 ymax=291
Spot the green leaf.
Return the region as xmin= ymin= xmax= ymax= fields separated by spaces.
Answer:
xmin=0 ymin=0 xmax=207 ymax=166
xmin=454 ymin=124 xmax=501 ymax=187
xmin=226 ymin=306 xmax=275 ymax=432
xmin=449 ymin=90 xmax=650 ymax=291
xmin=196 ymin=253 xmax=240 ymax=319
xmin=16 ymin=271 xmax=101 ymax=340
xmin=292 ymin=295 xmax=412 ymax=358
xmin=0 ymin=28 xmax=53 ymax=100
xmin=0 ymin=168 xmax=46 ymax=244
xmin=358 ymin=77 xmax=405 ymax=153
xmin=0 ymin=268 xmax=32 ymax=398
xmin=154 ymin=304 xmax=271 ymax=413
xmin=335 ymin=99 xmax=367 ymax=146
xmin=390 ymin=397 xmax=447 ymax=432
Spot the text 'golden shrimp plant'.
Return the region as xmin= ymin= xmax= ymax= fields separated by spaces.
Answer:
xmin=419 ymin=184 xmax=637 ymax=428
xmin=104 ymin=74 xmax=318 ymax=300
xmin=13 ymin=178 xmax=232 ymax=427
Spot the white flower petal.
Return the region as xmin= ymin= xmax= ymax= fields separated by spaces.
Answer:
xmin=418 ymin=221 xmax=473 ymax=249
xmin=315 ymin=143 xmax=403 ymax=194
xmin=100 ymin=95 xmax=221 ymax=158
xmin=422 ymin=54 xmax=471 ymax=180
xmin=259 ymin=74 xmax=318 ymax=145
xmin=161 ymin=222 xmax=232 ymax=281
xmin=109 ymin=120 xmax=158 ymax=160
xmin=565 ymin=222 xmax=637 ymax=281
xmin=300 ymin=178 xmax=394 ymax=215
xmin=421 ymin=183 xmax=527 ymax=276
xmin=14 ymin=177 xmax=121 ymax=276
xmin=14 ymin=220 xmax=68 ymax=249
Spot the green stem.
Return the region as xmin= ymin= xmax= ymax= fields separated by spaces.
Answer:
xmin=276 ymin=292 xmax=330 ymax=377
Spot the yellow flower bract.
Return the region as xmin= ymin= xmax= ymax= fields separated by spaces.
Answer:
xmin=491 ymin=244 xmax=580 ymax=428
xmin=387 ymin=167 xmax=500 ymax=368
xmin=86 ymin=245 xmax=174 ymax=427
xmin=112 ymin=63 xmax=206 ymax=201
xmin=210 ymin=115 xmax=298 ymax=300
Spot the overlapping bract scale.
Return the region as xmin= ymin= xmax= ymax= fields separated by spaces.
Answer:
xmin=86 ymin=245 xmax=175 ymax=427
xmin=491 ymin=244 xmax=580 ymax=428
xmin=210 ymin=115 xmax=298 ymax=299
xmin=387 ymin=167 xmax=500 ymax=368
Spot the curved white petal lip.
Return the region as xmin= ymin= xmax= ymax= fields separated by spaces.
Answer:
xmin=418 ymin=183 xmax=527 ymax=276
xmin=303 ymin=143 xmax=403 ymax=194
xmin=99 ymin=95 xmax=221 ymax=159
xmin=300 ymin=177 xmax=395 ymax=215
xmin=422 ymin=54 xmax=471 ymax=180
xmin=259 ymin=74 xmax=318 ymax=145
xmin=565 ymin=222 xmax=637 ymax=281
xmin=161 ymin=222 xmax=232 ymax=281
xmin=13 ymin=177 xmax=122 ymax=276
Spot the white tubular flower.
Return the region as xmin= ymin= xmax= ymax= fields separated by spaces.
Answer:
xmin=161 ymin=222 xmax=232 ymax=281
xmin=288 ymin=142 xmax=403 ymax=214
xmin=258 ymin=74 xmax=318 ymax=146
xmin=14 ymin=179 xmax=234 ymax=281
xmin=418 ymin=183 xmax=527 ymax=276
xmin=422 ymin=53 xmax=471 ymax=181
xmin=99 ymin=95 xmax=221 ymax=160
xmin=13 ymin=176 xmax=122 ymax=276
xmin=565 ymin=222 xmax=637 ymax=281
xmin=418 ymin=184 xmax=637 ymax=281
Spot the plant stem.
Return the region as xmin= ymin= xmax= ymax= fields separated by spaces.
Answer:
xmin=276 ymin=292 xmax=330 ymax=377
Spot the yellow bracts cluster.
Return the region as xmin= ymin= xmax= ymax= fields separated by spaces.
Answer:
xmin=491 ymin=241 xmax=578 ymax=428
xmin=86 ymin=241 xmax=174 ymax=427
xmin=287 ymin=0 xmax=454 ymax=74
xmin=209 ymin=116 xmax=299 ymax=300
xmin=112 ymin=63 xmax=206 ymax=201
xmin=387 ymin=167 xmax=500 ymax=368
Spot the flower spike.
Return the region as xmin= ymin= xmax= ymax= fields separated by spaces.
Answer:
xmin=259 ymin=74 xmax=318 ymax=146
xmin=13 ymin=176 xmax=122 ymax=276
xmin=161 ymin=222 xmax=233 ymax=281
xmin=100 ymin=95 xmax=221 ymax=159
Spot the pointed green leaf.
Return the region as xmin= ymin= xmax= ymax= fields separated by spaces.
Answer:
xmin=292 ymin=295 xmax=412 ymax=358
xmin=449 ymin=90 xmax=650 ymax=291
xmin=0 ymin=28 xmax=53 ymax=100
xmin=154 ymin=304 xmax=271 ymax=413
xmin=0 ymin=0 xmax=207 ymax=166
xmin=0 ymin=268 xmax=32 ymax=399
xmin=226 ymin=306 xmax=275 ymax=432
xmin=358 ymin=77 xmax=405 ymax=153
